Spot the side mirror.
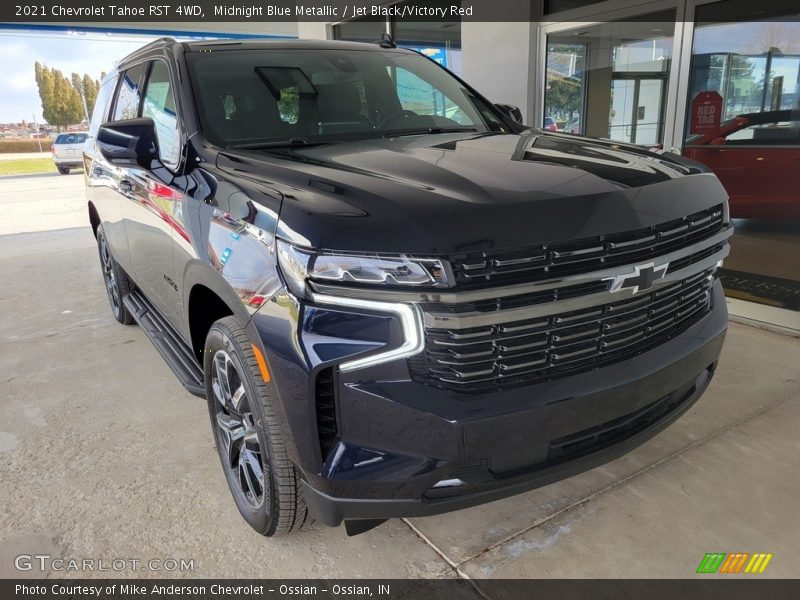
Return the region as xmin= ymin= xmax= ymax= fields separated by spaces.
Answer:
xmin=97 ymin=118 xmax=158 ymax=167
xmin=495 ymin=103 xmax=523 ymax=124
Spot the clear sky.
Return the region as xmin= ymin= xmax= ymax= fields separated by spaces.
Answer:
xmin=0 ymin=30 xmax=158 ymax=124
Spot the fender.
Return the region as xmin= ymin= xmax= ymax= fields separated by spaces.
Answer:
xmin=179 ymin=257 xmax=280 ymax=343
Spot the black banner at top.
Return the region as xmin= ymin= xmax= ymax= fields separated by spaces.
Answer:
xmin=6 ymin=0 xmax=524 ymax=23
xmin=3 ymin=0 xmax=800 ymax=23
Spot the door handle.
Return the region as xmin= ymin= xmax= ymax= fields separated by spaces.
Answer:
xmin=119 ymin=179 xmax=133 ymax=194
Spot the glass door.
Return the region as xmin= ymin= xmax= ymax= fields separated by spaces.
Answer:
xmin=543 ymin=11 xmax=675 ymax=144
xmin=610 ymin=75 xmax=666 ymax=145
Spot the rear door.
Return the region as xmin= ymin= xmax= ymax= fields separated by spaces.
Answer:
xmin=85 ymin=74 xmax=130 ymax=268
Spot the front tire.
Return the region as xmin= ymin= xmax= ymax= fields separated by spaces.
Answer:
xmin=204 ymin=316 xmax=311 ymax=536
xmin=57 ymin=166 xmax=70 ymax=174
xmin=96 ymin=225 xmax=134 ymax=325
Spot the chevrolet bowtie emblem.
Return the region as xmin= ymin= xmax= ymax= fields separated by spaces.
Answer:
xmin=607 ymin=261 xmax=669 ymax=294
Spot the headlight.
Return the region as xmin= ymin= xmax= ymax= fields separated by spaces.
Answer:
xmin=276 ymin=240 xmax=451 ymax=296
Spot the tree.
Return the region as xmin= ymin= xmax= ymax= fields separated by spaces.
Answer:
xmin=71 ymin=72 xmax=83 ymax=97
xmin=48 ymin=68 xmax=82 ymax=130
xmin=34 ymin=63 xmax=102 ymax=128
xmin=36 ymin=65 xmax=56 ymax=126
xmin=546 ymin=76 xmax=582 ymax=120
xmin=83 ymin=75 xmax=98 ymax=118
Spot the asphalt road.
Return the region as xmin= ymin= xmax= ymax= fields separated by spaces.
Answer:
xmin=1 ymin=173 xmax=799 ymax=583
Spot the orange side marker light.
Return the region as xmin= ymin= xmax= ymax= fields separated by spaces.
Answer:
xmin=252 ymin=344 xmax=271 ymax=382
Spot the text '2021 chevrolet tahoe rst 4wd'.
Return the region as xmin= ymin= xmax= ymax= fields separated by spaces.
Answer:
xmin=84 ymin=37 xmax=731 ymax=537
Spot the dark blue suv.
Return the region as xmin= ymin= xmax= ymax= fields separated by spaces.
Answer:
xmin=84 ymin=37 xmax=731 ymax=536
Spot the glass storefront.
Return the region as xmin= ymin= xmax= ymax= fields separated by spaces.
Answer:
xmin=544 ymin=13 xmax=674 ymax=145
xmin=333 ymin=2 xmax=462 ymax=75
xmin=540 ymin=1 xmax=800 ymax=325
xmin=684 ymin=1 xmax=800 ymax=315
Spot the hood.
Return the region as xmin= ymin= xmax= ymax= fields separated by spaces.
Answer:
xmin=217 ymin=131 xmax=728 ymax=255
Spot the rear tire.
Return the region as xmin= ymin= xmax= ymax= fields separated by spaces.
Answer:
xmin=57 ymin=166 xmax=70 ymax=174
xmin=204 ymin=316 xmax=312 ymax=536
xmin=96 ymin=225 xmax=135 ymax=325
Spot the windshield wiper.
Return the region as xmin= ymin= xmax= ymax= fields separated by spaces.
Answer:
xmin=227 ymin=137 xmax=334 ymax=150
xmin=383 ymin=127 xmax=478 ymax=138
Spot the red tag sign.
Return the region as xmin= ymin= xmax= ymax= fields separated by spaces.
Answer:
xmin=690 ymin=91 xmax=723 ymax=134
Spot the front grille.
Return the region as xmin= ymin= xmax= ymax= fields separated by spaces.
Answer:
xmin=409 ymin=268 xmax=715 ymax=391
xmin=451 ymin=204 xmax=724 ymax=288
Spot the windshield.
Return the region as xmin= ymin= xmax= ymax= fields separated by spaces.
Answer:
xmin=187 ymin=48 xmax=507 ymax=147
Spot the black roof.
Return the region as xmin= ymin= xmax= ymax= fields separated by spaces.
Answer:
xmin=118 ymin=36 xmax=409 ymax=66
xmin=184 ymin=38 xmax=404 ymax=52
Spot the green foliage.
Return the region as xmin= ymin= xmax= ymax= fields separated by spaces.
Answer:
xmin=278 ymin=87 xmax=300 ymax=124
xmin=33 ymin=63 xmax=102 ymax=129
xmin=0 ymin=139 xmax=54 ymax=153
xmin=546 ymin=76 xmax=582 ymax=120
xmin=0 ymin=158 xmax=56 ymax=176
xmin=83 ymin=75 xmax=98 ymax=118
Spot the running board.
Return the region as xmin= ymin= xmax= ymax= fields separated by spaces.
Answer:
xmin=123 ymin=289 xmax=206 ymax=398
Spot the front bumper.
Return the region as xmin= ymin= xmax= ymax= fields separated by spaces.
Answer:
xmin=251 ymin=281 xmax=727 ymax=527
xmin=304 ymin=356 xmax=717 ymax=525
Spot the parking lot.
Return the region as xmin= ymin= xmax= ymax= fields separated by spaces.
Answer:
xmin=1 ymin=172 xmax=799 ymax=583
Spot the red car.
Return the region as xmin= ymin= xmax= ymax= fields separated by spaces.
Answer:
xmin=543 ymin=116 xmax=558 ymax=132
xmin=684 ymin=109 xmax=800 ymax=219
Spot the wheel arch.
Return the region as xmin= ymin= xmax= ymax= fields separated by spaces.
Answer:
xmin=88 ymin=201 xmax=101 ymax=238
xmin=183 ymin=263 xmax=253 ymax=363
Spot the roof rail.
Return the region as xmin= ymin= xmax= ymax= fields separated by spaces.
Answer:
xmin=121 ymin=36 xmax=177 ymax=64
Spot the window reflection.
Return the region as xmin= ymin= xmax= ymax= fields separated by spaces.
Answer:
xmin=142 ymin=61 xmax=180 ymax=168
xmin=544 ymin=13 xmax=674 ymax=144
xmin=684 ymin=0 xmax=800 ymax=315
xmin=688 ymin=20 xmax=800 ymax=131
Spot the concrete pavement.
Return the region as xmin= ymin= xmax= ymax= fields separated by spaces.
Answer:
xmin=0 ymin=171 xmax=86 ymax=235
xmin=0 ymin=174 xmax=798 ymax=583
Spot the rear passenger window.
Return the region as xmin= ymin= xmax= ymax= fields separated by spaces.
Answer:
xmin=113 ymin=62 xmax=148 ymax=121
xmin=142 ymin=60 xmax=181 ymax=168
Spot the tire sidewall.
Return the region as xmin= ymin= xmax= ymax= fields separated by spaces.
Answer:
xmin=96 ymin=226 xmax=122 ymax=321
xmin=204 ymin=322 xmax=278 ymax=535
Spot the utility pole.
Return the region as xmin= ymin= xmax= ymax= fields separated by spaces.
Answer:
xmin=80 ymin=90 xmax=90 ymax=125
xmin=32 ymin=112 xmax=42 ymax=152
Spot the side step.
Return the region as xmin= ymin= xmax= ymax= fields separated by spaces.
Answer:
xmin=123 ymin=289 xmax=206 ymax=397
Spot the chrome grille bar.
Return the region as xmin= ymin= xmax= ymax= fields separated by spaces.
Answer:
xmin=421 ymin=244 xmax=727 ymax=330
xmin=309 ymin=225 xmax=732 ymax=306
xmin=410 ymin=268 xmax=716 ymax=390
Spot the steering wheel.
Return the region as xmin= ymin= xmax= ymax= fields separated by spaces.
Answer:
xmin=378 ymin=110 xmax=420 ymax=129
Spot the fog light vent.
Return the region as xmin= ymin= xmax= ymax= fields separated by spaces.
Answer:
xmin=315 ymin=367 xmax=338 ymax=462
